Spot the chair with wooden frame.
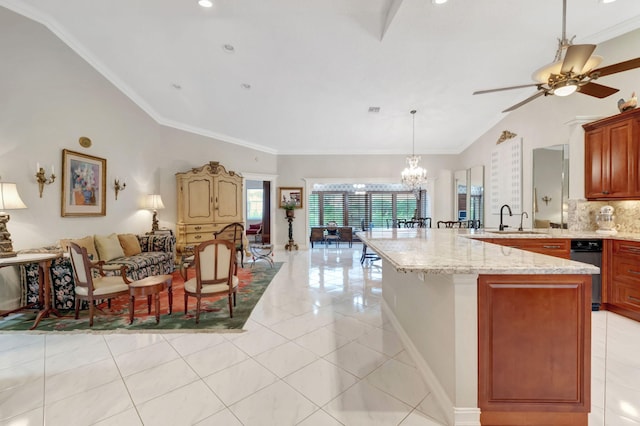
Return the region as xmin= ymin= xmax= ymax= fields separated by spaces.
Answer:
xmin=68 ymin=242 xmax=130 ymax=327
xmin=437 ymin=220 xmax=464 ymax=228
xmin=214 ymin=222 xmax=245 ymax=267
xmin=184 ymin=239 xmax=239 ymax=323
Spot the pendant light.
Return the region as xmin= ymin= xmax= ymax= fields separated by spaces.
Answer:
xmin=401 ymin=110 xmax=427 ymax=194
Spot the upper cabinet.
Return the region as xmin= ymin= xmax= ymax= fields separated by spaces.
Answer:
xmin=583 ymin=109 xmax=640 ymax=200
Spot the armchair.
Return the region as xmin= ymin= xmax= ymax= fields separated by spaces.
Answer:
xmin=68 ymin=242 xmax=129 ymax=326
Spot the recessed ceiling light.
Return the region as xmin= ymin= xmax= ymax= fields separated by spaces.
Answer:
xmin=368 ymin=107 xmax=380 ymax=113
xmin=241 ymin=83 xmax=251 ymax=90
xmin=198 ymin=0 xmax=213 ymax=7
xmin=600 ymin=0 xmax=616 ymax=3
xmin=432 ymin=0 xmax=448 ymax=4
xmin=222 ymin=44 xmax=235 ymax=53
xmin=171 ymin=83 xmax=182 ymax=90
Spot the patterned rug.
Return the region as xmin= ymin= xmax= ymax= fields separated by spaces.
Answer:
xmin=0 ymin=262 xmax=282 ymax=333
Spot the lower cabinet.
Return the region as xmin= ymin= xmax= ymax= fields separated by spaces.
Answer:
xmin=478 ymin=274 xmax=591 ymax=425
xmin=604 ymin=239 xmax=640 ymax=321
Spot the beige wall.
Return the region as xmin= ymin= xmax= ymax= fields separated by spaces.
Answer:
xmin=2 ymin=6 xmax=640 ymax=249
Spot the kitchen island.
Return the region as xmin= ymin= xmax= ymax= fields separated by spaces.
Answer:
xmin=358 ymin=228 xmax=599 ymax=426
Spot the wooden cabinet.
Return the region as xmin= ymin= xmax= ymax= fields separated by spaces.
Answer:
xmin=604 ymin=239 xmax=640 ymax=321
xmin=478 ymin=274 xmax=591 ymax=425
xmin=176 ymin=162 xmax=243 ymax=256
xmin=479 ymin=238 xmax=570 ymax=259
xmin=583 ymin=109 xmax=640 ymax=200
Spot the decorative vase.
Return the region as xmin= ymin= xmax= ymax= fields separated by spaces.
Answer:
xmin=285 ymin=209 xmax=295 ymax=218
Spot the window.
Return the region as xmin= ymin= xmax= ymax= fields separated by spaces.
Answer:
xmin=309 ymin=183 xmax=431 ymax=229
xmin=246 ymin=189 xmax=263 ymax=220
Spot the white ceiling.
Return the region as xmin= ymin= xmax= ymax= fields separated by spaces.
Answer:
xmin=2 ymin=0 xmax=640 ymax=155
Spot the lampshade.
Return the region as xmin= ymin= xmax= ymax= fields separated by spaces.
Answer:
xmin=0 ymin=182 xmax=27 ymax=211
xmin=144 ymin=194 xmax=165 ymax=210
xmin=531 ymin=55 xmax=603 ymax=84
xmin=0 ymin=182 xmax=27 ymax=258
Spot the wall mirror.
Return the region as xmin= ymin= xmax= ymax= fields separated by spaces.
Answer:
xmin=532 ymin=144 xmax=569 ymax=228
xmin=454 ymin=165 xmax=484 ymax=226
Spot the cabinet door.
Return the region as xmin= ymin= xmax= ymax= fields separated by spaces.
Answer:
xmin=608 ymin=121 xmax=635 ymax=198
xmin=214 ymin=175 xmax=242 ymax=222
xmin=584 ymin=128 xmax=606 ymax=199
xmin=181 ymin=175 xmax=214 ymax=222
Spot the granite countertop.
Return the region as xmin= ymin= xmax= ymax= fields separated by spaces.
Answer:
xmin=357 ymin=228 xmax=603 ymax=275
xmin=466 ymin=228 xmax=640 ymax=241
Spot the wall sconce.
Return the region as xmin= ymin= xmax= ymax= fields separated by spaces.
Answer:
xmin=35 ymin=162 xmax=56 ymax=198
xmin=114 ymin=178 xmax=126 ymax=200
xmin=541 ymin=195 xmax=552 ymax=205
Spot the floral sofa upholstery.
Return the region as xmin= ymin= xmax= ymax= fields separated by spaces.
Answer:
xmin=19 ymin=233 xmax=175 ymax=310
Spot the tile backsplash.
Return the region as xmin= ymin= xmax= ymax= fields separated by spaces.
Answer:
xmin=567 ymin=200 xmax=640 ymax=233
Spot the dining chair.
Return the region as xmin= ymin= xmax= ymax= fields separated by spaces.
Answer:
xmin=325 ymin=221 xmax=341 ymax=246
xmin=184 ymin=239 xmax=239 ymax=323
xmin=68 ymin=242 xmax=130 ymax=326
xmin=437 ymin=220 xmax=463 ymax=228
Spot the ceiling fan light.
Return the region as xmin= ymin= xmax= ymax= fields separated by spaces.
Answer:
xmin=554 ymin=81 xmax=578 ymax=96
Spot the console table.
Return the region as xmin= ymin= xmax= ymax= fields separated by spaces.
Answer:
xmin=0 ymin=253 xmax=61 ymax=329
xmin=309 ymin=226 xmax=353 ymax=247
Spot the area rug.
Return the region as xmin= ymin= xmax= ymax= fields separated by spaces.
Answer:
xmin=0 ymin=262 xmax=282 ymax=333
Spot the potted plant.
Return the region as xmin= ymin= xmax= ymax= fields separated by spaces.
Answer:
xmin=282 ymin=198 xmax=297 ymax=218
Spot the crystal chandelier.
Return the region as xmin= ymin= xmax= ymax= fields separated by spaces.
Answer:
xmin=401 ymin=110 xmax=427 ymax=193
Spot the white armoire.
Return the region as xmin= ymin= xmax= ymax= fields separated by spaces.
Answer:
xmin=175 ymin=161 xmax=243 ymax=256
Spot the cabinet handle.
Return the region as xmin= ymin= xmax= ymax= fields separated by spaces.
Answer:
xmin=628 ymin=296 xmax=640 ymax=303
xmin=195 ymin=226 xmax=202 ymax=231
xmin=602 ymin=190 xmax=610 ymax=194
xmin=543 ymin=245 xmax=562 ymax=249
xmin=628 ymin=269 xmax=640 ymax=276
xmin=195 ymin=235 xmax=201 ymax=240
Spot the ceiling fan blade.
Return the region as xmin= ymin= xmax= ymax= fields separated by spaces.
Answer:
xmin=473 ymin=83 xmax=540 ymax=95
xmin=578 ymin=82 xmax=619 ymax=98
xmin=502 ymin=91 xmax=546 ymax=113
xmin=591 ymin=57 xmax=640 ymax=78
xmin=561 ymin=44 xmax=596 ymax=74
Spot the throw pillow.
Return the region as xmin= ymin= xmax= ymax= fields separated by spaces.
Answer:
xmin=94 ymin=233 xmax=125 ymax=262
xmin=60 ymin=236 xmax=99 ymax=261
xmin=118 ymin=234 xmax=142 ymax=257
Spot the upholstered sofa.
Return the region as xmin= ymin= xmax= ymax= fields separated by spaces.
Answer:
xmin=19 ymin=233 xmax=175 ymax=310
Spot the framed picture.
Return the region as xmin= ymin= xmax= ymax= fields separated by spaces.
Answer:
xmin=61 ymin=149 xmax=107 ymax=217
xmin=278 ymin=186 xmax=303 ymax=209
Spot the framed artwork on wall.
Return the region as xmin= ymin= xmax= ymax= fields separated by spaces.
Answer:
xmin=278 ymin=186 xmax=303 ymax=209
xmin=61 ymin=149 xmax=107 ymax=217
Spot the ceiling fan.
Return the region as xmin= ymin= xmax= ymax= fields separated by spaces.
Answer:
xmin=473 ymin=0 xmax=640 ymax=113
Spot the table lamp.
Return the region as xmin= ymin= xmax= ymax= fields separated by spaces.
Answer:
xmin=144 ymin=194 xmax=165 ymax=233
xmin=0 ymin=181 xmax=28 ymax=258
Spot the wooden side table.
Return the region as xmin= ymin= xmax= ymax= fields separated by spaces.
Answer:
xmin=0 ymin=252 xmax=61 ymax=329
xmin=128 ymin=274 xmax=173 ymax=324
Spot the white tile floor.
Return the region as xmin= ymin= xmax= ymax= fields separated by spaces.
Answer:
xmin=1 ymin=244 xmax=639 ymax=426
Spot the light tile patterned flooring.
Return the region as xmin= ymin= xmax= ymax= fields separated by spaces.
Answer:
xmin=1 ymin=244 xmax=639 ymax=425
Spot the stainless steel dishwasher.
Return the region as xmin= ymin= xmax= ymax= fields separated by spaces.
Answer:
xmin=570 ymin=239 xmax=602 ymax=311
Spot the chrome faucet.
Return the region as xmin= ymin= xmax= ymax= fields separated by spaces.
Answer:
xmin=518 ymin=211 xmax=528 ymax=231
xmin=499 ymin=204 xmax=512 ymax=231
